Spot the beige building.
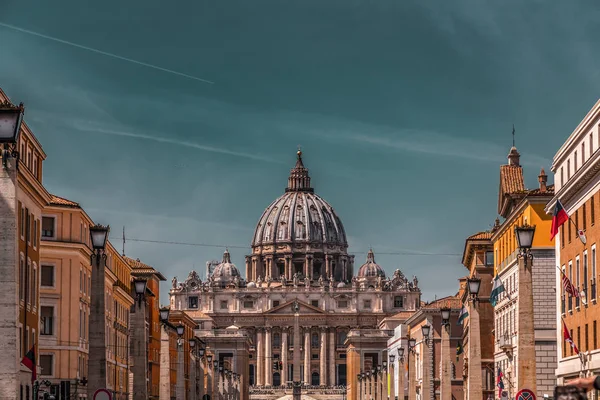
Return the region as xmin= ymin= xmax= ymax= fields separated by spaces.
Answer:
xmin=169 ymin=151 xmax=421 ymax=399
xmin=40 ymin=195 xmax=135 ymax=399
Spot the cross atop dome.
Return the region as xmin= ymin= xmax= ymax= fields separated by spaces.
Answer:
xmin=286 ymin=148 xmax=313 ymax=193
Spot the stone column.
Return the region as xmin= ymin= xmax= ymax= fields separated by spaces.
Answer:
xmin=88 ymin=251 xmax=108 ymax=399
xmin=389 ymin=364 xmax=395 ymax=400
xmin=517 ymin=254 xmax=537 ymax=392
xmin=397 ymin=358 xmax=404 ymax=400
xmin=308 ymin=255 xmax=314 ymax=281
xmin=421 ymin=340 xmax=431 ymax=400
xmin=198 ymin=356 xmax=204 ymax=400
xmin=293 ymin=315 xmax=301 ymax=382
xmin=407 ymin=350 xmax=416 ymax=400
xmin=245 ymin=257 xmax=251 ymax=282
xmin=176 ymin=341 xmax=185 ymax=400
xmin=282 ymin=329 xmax=289 ymax=386
xmin=467 ymin=301 xmax=482 ymax=400
xmin=325 ymin=255 xmax=331 ymax=278
xmin=320 ymin=328 xmax=327 ymax=386
xmin=265 ymin=328 xmax=273 ymax=386
xmin=304 ymin=329 xmax=311 ymax=384
xmin=251 ymin=257 xmax=257 ymax=282
xmin=0 ymin=154 xmax=19 ymax=400
xmin=256 ymin=329 xmax=264 ymax=386
xmin=440 ymin=323 xmax=451 ymax=400
xmin=329 ymin=330 xmax=336 ymax=386
xmin=131 ymin=297 xmax=148 ymax=400
xmin=160 ymin=327 xmax=171 ymax=400
xmin=285 ymin=256 xmax=292 ymax=282
xmin=190 ymin=354 xmax=197 ymax=400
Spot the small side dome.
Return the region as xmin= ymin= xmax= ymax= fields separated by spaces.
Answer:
xmin=337 ymin=282 xmax=346 ymax=288
xmin=212 ymin=249 xmax=240 ymax=283
xmin=357 ymin=249 xmax=386 ymax=278
xmin=246 ymin=281 xmax=256 ymax=288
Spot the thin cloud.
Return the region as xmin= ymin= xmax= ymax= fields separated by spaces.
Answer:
xmin=71 ymin=120 xmax=281 ymax=164
xmin=0 ymin=22 xmax=214 ymax=85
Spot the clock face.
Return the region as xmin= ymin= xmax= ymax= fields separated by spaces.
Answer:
xmin=0 ymin=114 xmax=18 ymax=141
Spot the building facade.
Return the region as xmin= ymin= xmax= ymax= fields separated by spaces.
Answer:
xmin=460 ymin=231 xmax=496 ymax=400
xmin=492 ymin=146 xmax=557 ymax=398
xmin=548 ymin=99 xmax=600 ymax=397
xmin=39 ymin=195 xmax=135 ymax=399
xmin=169 ymin=151 xmax=421 ymax=399
xmin=0 ymin=88 xmax=53 ymax=399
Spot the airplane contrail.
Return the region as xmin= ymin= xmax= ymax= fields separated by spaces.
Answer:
xmin=0 ymin=21 xmax=215 ymax=85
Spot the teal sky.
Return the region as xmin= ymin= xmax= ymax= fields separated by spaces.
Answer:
xmin=2 ymin=0 xmax=600 ymax=303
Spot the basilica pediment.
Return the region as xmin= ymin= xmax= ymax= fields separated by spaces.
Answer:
xmin=266 ymin=299 xmax=324 ymax=315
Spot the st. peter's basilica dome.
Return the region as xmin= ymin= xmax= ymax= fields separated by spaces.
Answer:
xmin=357 ymin=249 xmax=386 ymax=278
xmin=252 ymin=150 xmax=347 ymax=248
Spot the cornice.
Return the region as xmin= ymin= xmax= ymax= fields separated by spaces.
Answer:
xmin=491 ymin=195 xmax=552 ymax=243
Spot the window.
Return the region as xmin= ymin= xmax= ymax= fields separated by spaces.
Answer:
xmin=33 ymin=219 xmax=38 ymax=247
xmin=220 ymin=301 xmax=228 ymax=310
xmin=337 ymin=300 xmax=348 ymax=308
xmin=188 ymin=296 xmax=199 ymax=309
xmin=560 ymin=167 xmax=564 ymax=187
xmin=584 ymin=252 xmax=589 ymax=295
xmin=40 ymin=355 xmax=53 ymax=376
xmin=41 ymin=306 xmax=54 ymax=335
xmin=41 ymin=265 xmax=54 ymax=287
xmin=583 ymin=142 xmax=586 ymax=164
xmin=363 ymin=300 xmax=371 ymax=309
xmin=338 ymin=331 xmax=347 ymax=346
xmin=568 ymin=159 xmax=571 ymax=179
xmin=41 ymin=217 xmax=55 ymax=238
xmin=561 ymin=225 xmax=565 ymax=248
xmin=575 ymin=151 xmax=578 ymax=171
xmin=593 ymin=196 xmax=596 ymax=226
xmin=19 ymin=258 xmax=24 ymax=301
xmin=32 ymin=265 xmax=37 ymax=308
xmin=569 ymin=222 xmax=572 ymax=243
xmin=586 ymin=323 xmax=589 ymax=351
xmin=311 ymin=332 xmax=319 ymax=348
xmin=394 ymin=296 xmax=404 ymax=308
xmin=243 ymin=301 xmax=254 ymax=309
xmin=591 ymin=133 xmax=594 ymax=155
xmin=311 ymin=300 xmax=319 ymax=308
xmin=272 ymin=300 xmax=280 ymax=308
xmin=485 ymin=251 xmax=494 ymax=266
xmin=584 ymin=204 xmax=588 ymax=230
xmin=273 ymin=333 xmax=281 ymax=347
xmin=26 ymin=213 xmax=31 ymax=243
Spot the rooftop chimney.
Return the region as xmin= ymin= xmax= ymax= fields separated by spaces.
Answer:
xmin=538 ymin=168 xmax=547 ymax=192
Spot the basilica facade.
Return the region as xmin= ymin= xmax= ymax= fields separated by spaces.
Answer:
xmin=169 ymin=151 xmax=420 ymax=389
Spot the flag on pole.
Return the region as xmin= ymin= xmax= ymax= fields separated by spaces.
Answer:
xmin=563 ymin=319 xmax=580 ymax=355
xmin=457 ymin=305 xmax=469 ymax=325
xmin=497 ymin=367 xmax=504 ymax=398
xmin=551 ymin=199 xmax=569 ymax=240
xmin=561 ymin=270 xmax=580 ymax=298
xmin=20 ymin=345 xmax=36 ymax=383
xmin=456 ymin=341 xmax=463 ymax=362
xmin=490 ymin=275 xmax=506 ymax=307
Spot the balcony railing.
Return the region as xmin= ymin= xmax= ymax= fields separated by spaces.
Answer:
xmin=499 ymin=333 xmax=513 ymax=352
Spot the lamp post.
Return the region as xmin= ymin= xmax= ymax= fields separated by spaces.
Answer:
xmin=420 ymin=325 xmax=431 ymax=400
xmin=159 ymin=307 xmax=172 ymax=400
xmin=190 ymin=339 xmax=198 ymax=400
xmin=439 ymin=307 xmax=452 ymax=400
xmin=198 ymin=347 xmax=206 ymax=400
xmin=466 ymin=276 xmax=483 ymax=400
xmin=357 ymin=373 xmax=363 ymax=400
xmin=176 ymin=324 xmax=186 ymax=400
xmin=366 ymin=371 xmax=371 ymax=400
xmin=389 ymin=355 xmax=395 ymax=400
xmin=131 ymin=279 xmax=148 ymax=400
xmin=515 ymin=223 xmax=537 ymax=393
xmin=407 ymin=337 xmax=416 ymax=400
xmin=0 ymin=100 xmax=24 ymax=169
xmin=87 ymin=224 xmax=110 ymax=400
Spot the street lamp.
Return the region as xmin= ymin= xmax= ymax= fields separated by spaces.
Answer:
xmin=159 ymin=306 xmax=170 ymax=322
xmin=87 ymin=223 xmax=110 ymax=400
xmin=440 ymin=307 xmax=451 ymax=325
xmin=190 ymin=339 xmax=196 ymax=350
xmin=208 ymin=354 xmax=213 ymax=364
xmin=467 ymin=276 xmax=482 ymax=306
xmin=389 ymin=354 xmax=395 ymax=363
xmin=0 ymin=101 xmax=24 ymax=169
xmin=515 ymin=223 xmax=536 ymax=257
xmin=176 ymin=323 xmax=185 ymax=337
xmin=133 ymin=279 xmax=147 ymax=307
xmin=213 ymin=360 xmax=219 ymax=370
xmin=421 ymin=324 xmax=431 ymax=344
xmin=132 ymin=277 xmax=149 ymax=400
xmin=199 ymin=347 xmax=206 ymax=357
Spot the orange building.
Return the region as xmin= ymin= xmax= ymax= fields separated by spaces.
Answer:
xmin=0 ymin=88 xmax=52 ymax=398
xmin=39 ymin=195 xmax=135 ymax=400
xmin=125 ymin=256 xmax=166 ymax=399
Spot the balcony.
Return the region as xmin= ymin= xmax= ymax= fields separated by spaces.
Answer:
xmin=499 ymin=333 xmax=513 ymax=354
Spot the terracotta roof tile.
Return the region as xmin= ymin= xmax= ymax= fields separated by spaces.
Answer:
xmin=500 ymin=165 xmax=525 ymax=195
xmin=423 ymin=296 xmax=462 ymax=309
xmin=388 ymin=310 xmax=416 ymax=320
xmin=49 ymin=194 xmax=80 ymax=208
xmin=467 ymin=231 xmax=492 ymax=240
xmin=124 ymin=256 xmax=166 ymax=280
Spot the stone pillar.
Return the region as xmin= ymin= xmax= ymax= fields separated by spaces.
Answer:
xmin=467 ymin=301 xmax=482 ymax=400
xmin=251 ymin=257 xmax=257 ymax=282
xmin=389 ymin=364 xmax=395 ymax=400
xmin=517 ymin=255 xmax=537 ymax=392
xmin=282 ymin=329 xmax=289 ymax=386
xmin=131 ymin=298 xmax=148 ymax=400
xmin=308 ymin=255 xmax=314 ymax=281
xmin=190 ymin=354 xmax=197 ymax=400
xmin=245 ymin=257 xmax=251 ymax=282
xmin=421 ymin=340 xmax=431 ymax=400
xmin=176 ymin=342 xmax=185 ymax=400
xmin=304 ymin=329 xmax=311 ymax=384
xmin=256 ymin=329 xmax=264 ymax=386
xmin=320 ymin=328 xmax=327 ymax=385
xmin=397 ymin=358 xmax=404 ymax=400
xmin=265 ymin=328 xmax=272 ymax=386
xmin=407 ymin=349 xmax=416 ymax=400
xmin=293 ymin=315 xmax=301 ymax=383
xmin=285 ymin=256 xmax=292 ymax=282
xmin=0 ymin=155 xmax=19 ymax=400
xmin=160 ymin=327 xmax=171 ymax=400
xmin=329 ymin=330 xmax=336 ymax=385
xmin=325 ymin=255 xmax=331 ymax=278
xmin=440 ymin=324 xmax=451 ymax=400
xmin=198 ymin=356 xmax=204 ymax=400
xmin=88 ymin=251 xmax=108 ymax=399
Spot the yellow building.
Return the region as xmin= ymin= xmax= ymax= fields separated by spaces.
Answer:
xmin=40 ymin=195 xmax=134 ymax=400
xmin=490 ymin=146 xmax=556 ymax=397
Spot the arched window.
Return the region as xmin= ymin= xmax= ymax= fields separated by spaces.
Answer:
xmin=273 ymin=333 xmax=281 ymax=348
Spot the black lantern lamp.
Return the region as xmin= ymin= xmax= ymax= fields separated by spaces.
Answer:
xmin=213 ymin=360 xmax=218 ymax=370
xmin=199 ymin=347 xmax=206 ymax=357
xmin=515 ymin=223 xmax=536 ymax=257
xmin=207 ymin=354 xmax=213 ymax=364
xmin=366 ymin=371 xmax=371 ymax=379
xmin=398 ymin=347 xmax=405 ymax=358
xmin=89 ymin=224 xmax=109 ymax=267
xmin=159 ymin=306 xmax=170 ymax=322
xmin=421 ymin=324 xmax=431 ymax=344
xmin=176 ymin=323 xmax=185 ymax=337
xmin=371 ymin=367 xmax=376 ymax=377
xmin=133 ymin=279 xmax=147 ymax=307
xmin=408 ymin=338 xmax=416 ymax=351
xmin=0 ymin=101 xmax=24 ymax=169
xmin=357 ymin=373 xmax=362 ymax=381
xmin=389 ymin=354 xmax=395 ymax=364
xmin=467 ymin=276 xmax=481 ymax=305
xmin=189 ymin=339 xmax=196 ymax=349
xmin=383 ymin=360 xmax=387 ymax=369
xmin=440 ymin=307 xmax=451 ymax=326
